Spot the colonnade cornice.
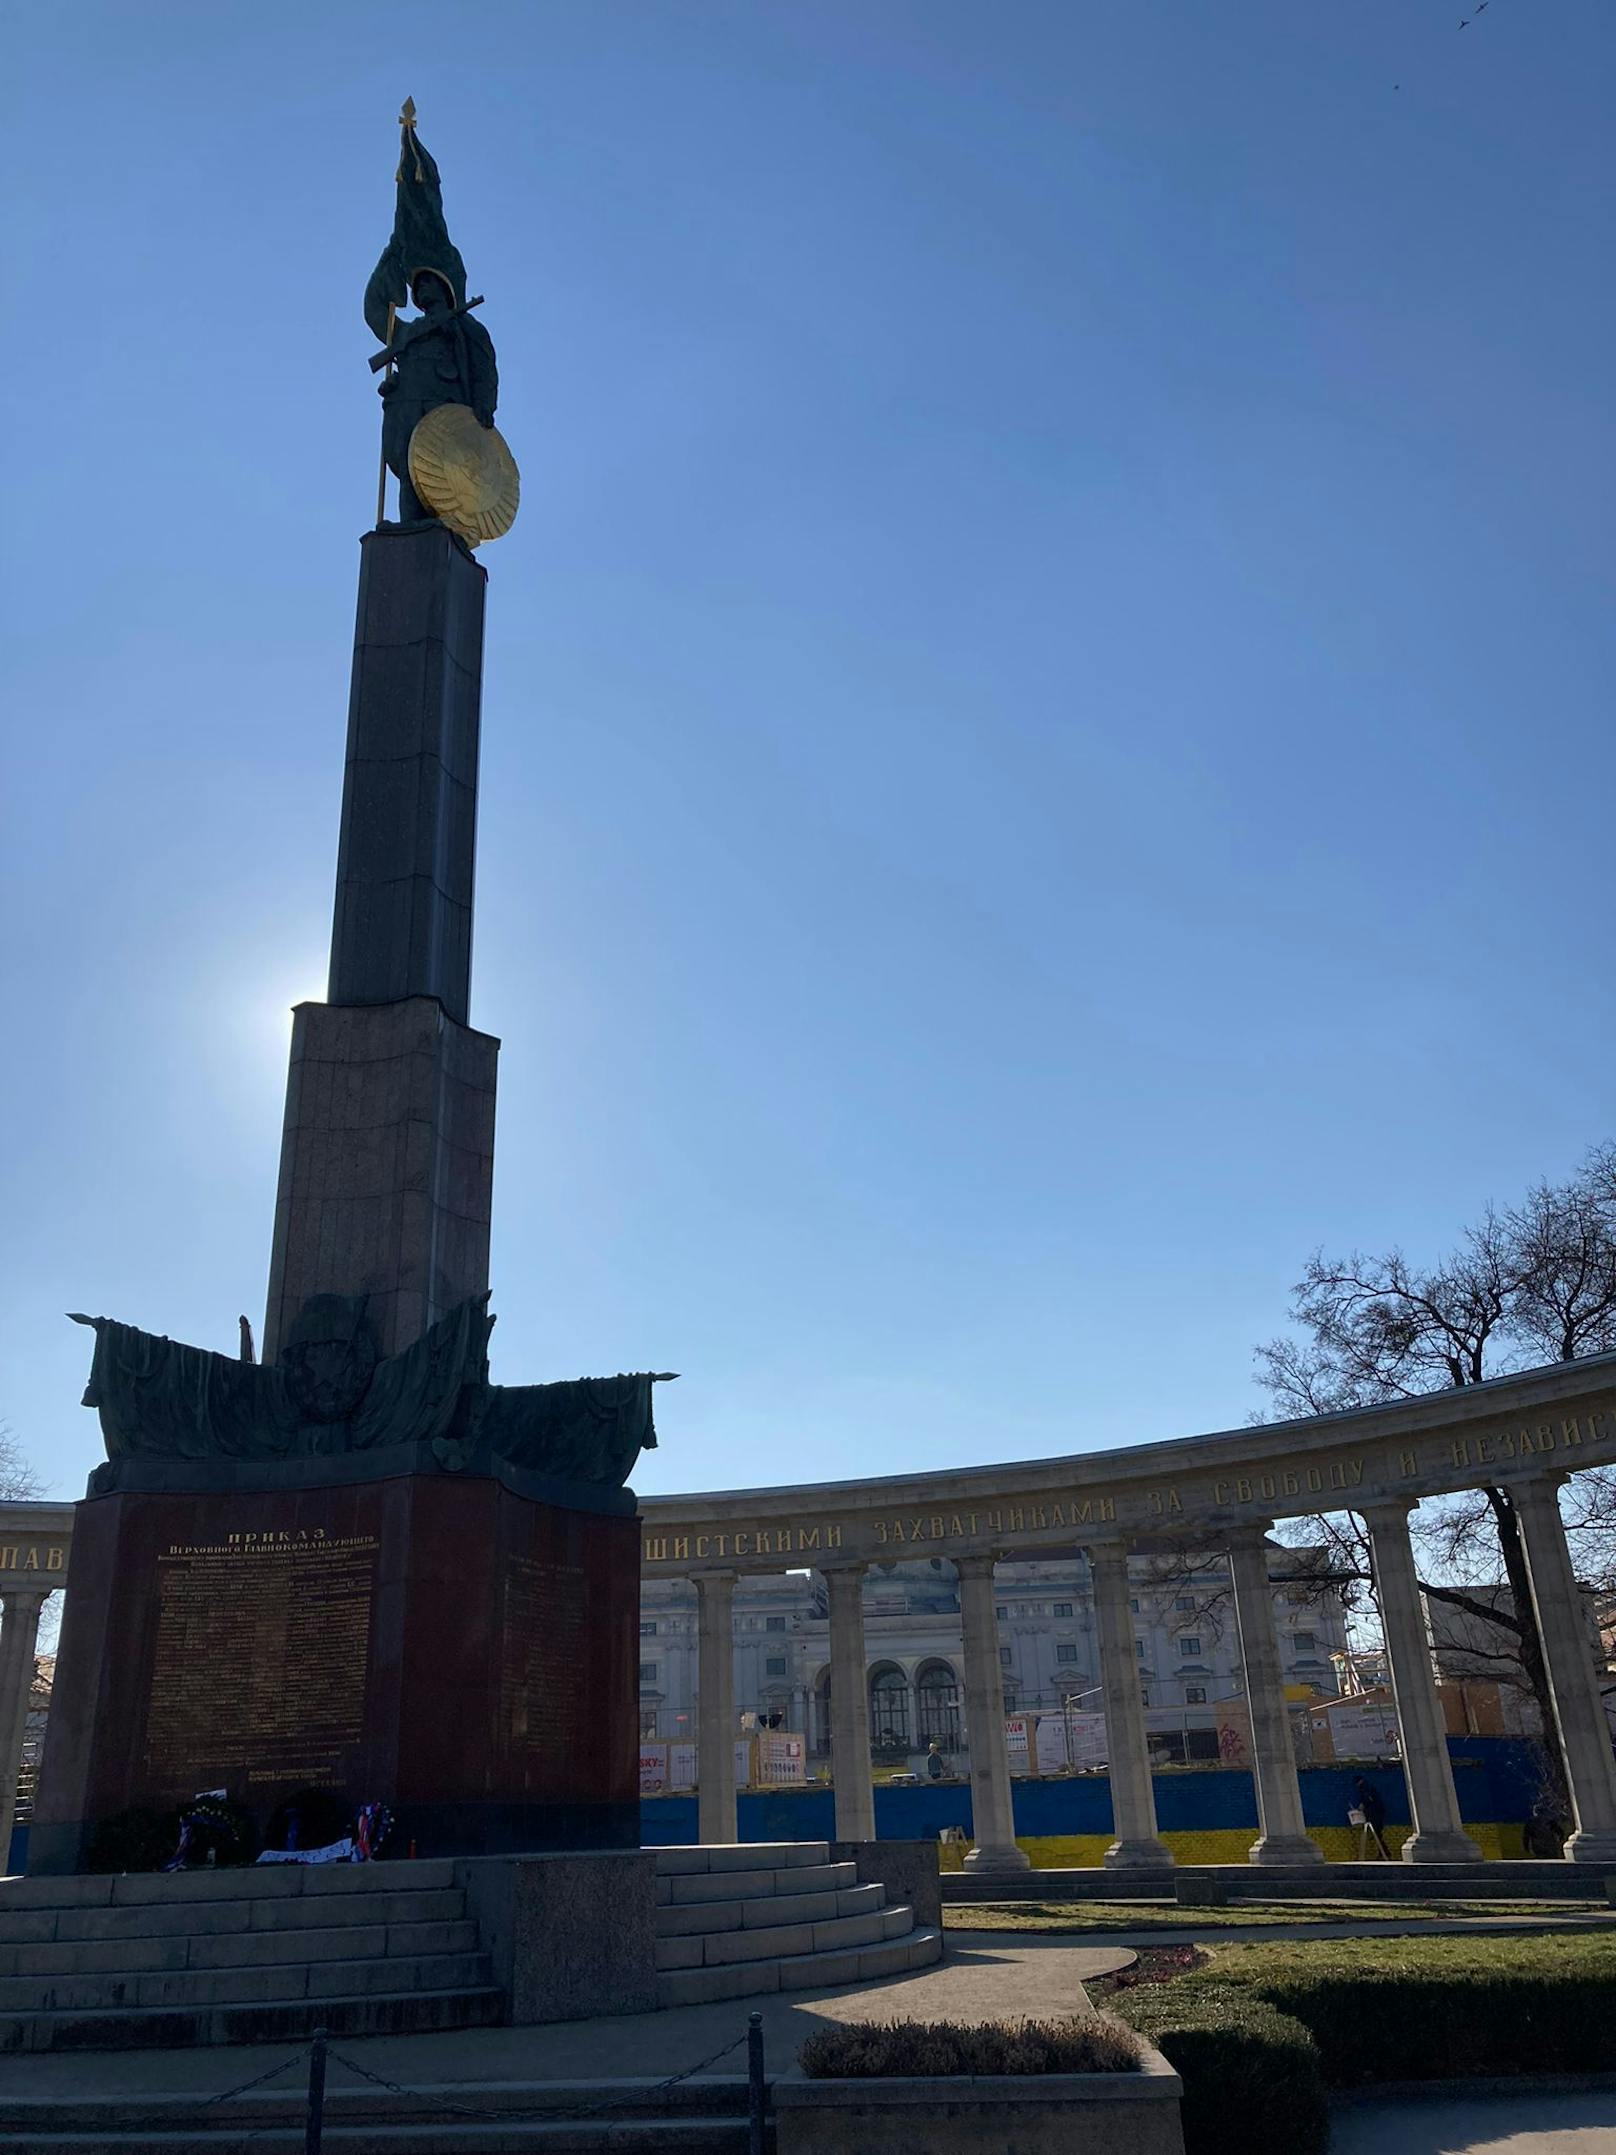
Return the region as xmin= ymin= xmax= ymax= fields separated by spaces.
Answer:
xmin=637 ymin=1353 xmax=1616 ymax=1577
xmin=0 ymin=1502 xmax=77 ymax=1536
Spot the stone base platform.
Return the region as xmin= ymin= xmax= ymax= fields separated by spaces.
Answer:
xmin=0 ymin=1842 xmax=944 ymax=2053
xmin=943 ymin=1859 xmax=1608 ymax=1904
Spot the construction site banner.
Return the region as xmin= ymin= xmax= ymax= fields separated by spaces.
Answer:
xmin=1034 ymin=1710 xmax=1108 ymax=1771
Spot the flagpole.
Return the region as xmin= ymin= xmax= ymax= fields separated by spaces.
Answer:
xmin=375 ymin=301 xmax=397 ymax=527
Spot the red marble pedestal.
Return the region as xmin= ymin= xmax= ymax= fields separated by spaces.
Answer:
xmin=31 ymin=1472 xmax=639 ymax=1872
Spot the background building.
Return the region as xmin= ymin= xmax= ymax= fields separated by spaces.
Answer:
xmin=639 ymin=1548 xmax=1346 ymax=1776
xmin=1422 ymin=1585 xmax=1611 ymax=1740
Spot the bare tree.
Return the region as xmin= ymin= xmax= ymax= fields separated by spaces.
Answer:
xmin=1504 ymin=1169 xmax=1616 ymax=1365
xmin=0 ymin=1424 xmax=43 ymax=1503
xmin=1255 ymin=1147 xmax=1616 ymax=1828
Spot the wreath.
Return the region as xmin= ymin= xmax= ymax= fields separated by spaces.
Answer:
xmin=162 ymin=1794 xmax=259 ymax=1870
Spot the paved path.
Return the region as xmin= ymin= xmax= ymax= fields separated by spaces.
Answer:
xmin=1331 ymin=2090 xmax=1616 ymax=2153
xmin=0 ymin=1936 xmax=1134 ymax=2101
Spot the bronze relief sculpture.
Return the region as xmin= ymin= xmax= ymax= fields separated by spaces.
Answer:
xmin=70 ymin=1297 xmax=672 ymax=1492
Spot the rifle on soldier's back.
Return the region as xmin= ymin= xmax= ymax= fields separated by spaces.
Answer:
xmin=369 ymin=296 xmax=485 ymax=372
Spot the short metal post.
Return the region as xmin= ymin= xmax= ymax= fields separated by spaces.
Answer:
xmin=747 ymin=2009 xmax=766 ymax=2155
xmin=305 ymin=2025 xmax=328 ymax=2155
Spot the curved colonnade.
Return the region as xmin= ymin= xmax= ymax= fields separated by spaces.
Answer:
xmin=2 ymin=1360 xmax=1613 ymax=1875
xmin=640 ymin=1353 xmax=1616 ymax=1871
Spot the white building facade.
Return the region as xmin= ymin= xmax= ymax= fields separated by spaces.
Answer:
xmin=639 ymin=1548 xmax=1347 ymax=1773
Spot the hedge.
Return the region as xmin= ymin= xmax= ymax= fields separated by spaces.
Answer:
xmin=1178 ymin=1934 xmax=1616 ymax=2088
xmin=799 ymin=2014 xmax=1145 ymax=2078
xmin=1114 ymin=1985 xmax=1327 ymax=2155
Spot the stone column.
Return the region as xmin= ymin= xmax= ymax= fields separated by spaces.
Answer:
xmin=1363 ymin=1500 xmax=1481 ymax=1862
xmin=0 ymin=1592 xmax=49 ymax=1869
xmin=957 ymin=1554 xmax=1029 ymax=1872
xmin=1228 ymin=1530 xmax=1324 ymax=1865
xmin=1512 ymin=1477 xmax=1616 ymax=1865
xmin=1088 ymin=1542 xmax=1171 ymax=1868
xmin=694 ymin=1571 xmax=738 ymax=1845
xmin=825 ymin=1565 xmax=876 ymax=1842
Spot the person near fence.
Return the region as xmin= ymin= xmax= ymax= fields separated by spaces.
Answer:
xmin=1352 ymin=1775 xmax=1392 ymax=1859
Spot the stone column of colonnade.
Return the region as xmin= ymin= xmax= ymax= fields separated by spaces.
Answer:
xmin=1362 ymin=1499 xmax=1482 ymax=1861
xmin=1228 ymin=1529 xmax=1325 ymax=1864
xmin=1087 ymin=1541 xmax=1172 ymax=1868
xmin=1512 ymin=1477 xmax=1616 ymax=1864
xmin=956 ymin=1554 xmax=1030 ymax=1871
xmin=824 ymin=1565 xmax=876 ymax=1841
xmin=0 ymin=1590 xmax=50 ymax=1867
xmin=694 ymin=1570 xmax=739 ymax=1844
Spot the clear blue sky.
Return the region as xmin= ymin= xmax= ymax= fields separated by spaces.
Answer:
xmin=4 ymin=1 xmax=1611 ymax=1504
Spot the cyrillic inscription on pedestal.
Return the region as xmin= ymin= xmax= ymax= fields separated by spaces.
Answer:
xmin=145 ymin=1535 xmax=378 ymax=1794
xmin=500 ymin=1554 xmax=589 ymax=1772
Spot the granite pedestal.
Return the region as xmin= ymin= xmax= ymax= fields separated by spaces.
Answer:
xmin=30 ymin=1455 xmax=639 ymax=1874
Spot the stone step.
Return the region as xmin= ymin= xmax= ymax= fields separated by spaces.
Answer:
xmin=0 ymin=1980 xmax=505 ymax=2055
xmin=661 ymin=1861 xmax=855 ymax=1907
xmin=655 ymin=1882 xmax=885 ymax=1938
xmin=655 ymin=1900 xmax=911 ymax=1972
xmin=0 ymin=1916 xmax=481 ymax=1981
xmin=0 ymin=1885 xmax=468 ymax=1946
xmin=0 ymin=1859 xmax=458 ymax=1911
xmin=0 ymin=1949 xmax=491 ymax=2015
xmin=0 ymin=2122 xmax=758 ymax=2153
xmin=655 ymin=1920 xmax=942 ymax=2007
xmin=648 ymin=1842 xmax=828 ymax=1875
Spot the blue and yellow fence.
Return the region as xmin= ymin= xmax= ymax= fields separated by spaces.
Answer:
xmin=640 ymin=1735 xmax=1541 ymax=1863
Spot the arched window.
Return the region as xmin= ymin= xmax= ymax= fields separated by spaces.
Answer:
xmin=915 ymin=1661 xmax=960 ymax=1748
xmin=868 ymin=1663 xmax=911 ymax=1749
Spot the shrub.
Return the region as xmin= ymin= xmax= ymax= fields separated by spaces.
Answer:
xmin=1181 ymin=1934 xmax=1616 ymax=2088
xmin=799 ymin=2013 xmax=1146 ymax=2078
xmin=1115 ymin=1984 xmax=1327 ymax=2155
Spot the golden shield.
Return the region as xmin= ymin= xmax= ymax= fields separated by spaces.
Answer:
xmin=407 ymin=404 xmax=521 ymax=547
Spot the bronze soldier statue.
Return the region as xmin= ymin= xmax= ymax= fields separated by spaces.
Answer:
xmin=366 ymin=100 xmax=515 ymax=539
xmin=378 ymin=269 xmax=499 ymax=522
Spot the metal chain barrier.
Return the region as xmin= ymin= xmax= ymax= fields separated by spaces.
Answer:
xmin=196 ymin=2045 xmax=312 ymax=2107
xmin=320 ymin=2014 xmax=759 ymax=2126
xmin=187 ymin=2008 xmax=769 ymax=2144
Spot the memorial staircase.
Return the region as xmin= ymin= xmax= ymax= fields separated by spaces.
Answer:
xmin=651 ymin=1839 xmax=942 ymax=2005
xmin=0 ymin=1858 xmax=502 ymax=2055
xmin=0 ymin=1843 xmax=942 ymax=2149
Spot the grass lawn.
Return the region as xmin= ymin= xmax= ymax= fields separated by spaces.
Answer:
xmin=1188 ymin=1930 xmax=1616 ymax=1976
xmin=943 ymin=1897 xmax=1605 ymax=1932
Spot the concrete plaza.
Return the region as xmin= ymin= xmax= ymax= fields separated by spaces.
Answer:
xmin=1333 ymin=2090 xmax=1616 ymax=2154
